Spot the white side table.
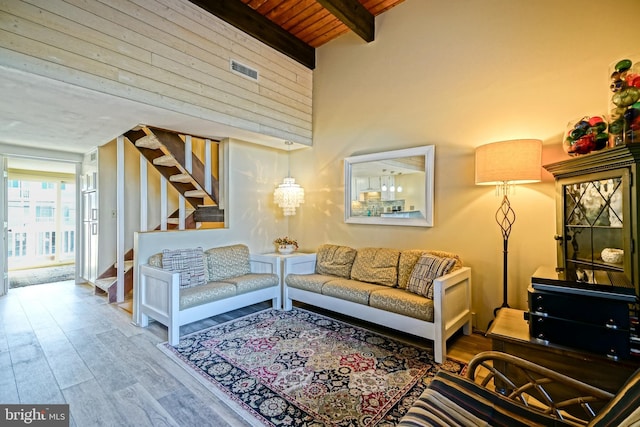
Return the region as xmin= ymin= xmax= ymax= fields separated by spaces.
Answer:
xmin=261 ymin=252 xmax=309 ymax=309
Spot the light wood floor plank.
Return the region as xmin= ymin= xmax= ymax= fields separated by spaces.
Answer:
xmin=62 ymin=378 xmax=127 ymax=426
xmin=65 ymin=328 xmax=137 ymax=393
xmin=10 ymin=340 xmax=66 ymax=404
xmin=111 ymin=383 xmax=180 ymax=426
xmin=96 ymin=328 xmax=185 ymax=400
xmin=158 ymin=385 xmax=251 ymax=427
xmin=0 ymin=348 xmax=19 ymax=403
xmin=35 ymin=329 xmax=95 ymax=390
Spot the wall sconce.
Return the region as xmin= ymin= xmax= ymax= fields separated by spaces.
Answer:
xmin=274 ymin=141 xmax=304 ymax=216
xmin=475 ymin=139 xmax=542 ymax=319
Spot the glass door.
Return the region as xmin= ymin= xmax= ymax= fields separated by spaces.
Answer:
xmin=558 ymin=168 xmax=631 ymax=286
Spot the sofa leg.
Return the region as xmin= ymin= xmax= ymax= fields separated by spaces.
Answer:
xmin=434 ymin=340 xmax=445 ymax=364
xmin=140 ymin=312 xmax=149 ymax=327
xmin=463 ymin=319 xmax=472 ymax=335
xmin=168 ymin=325 xmax=180 ymax=346
xmin=283 ymin=298 xmax=293 ymax=311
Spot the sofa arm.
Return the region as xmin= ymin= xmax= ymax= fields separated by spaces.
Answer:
xmin=249 ymin=254 xmax=279 ymax=275
xmin=283 ymin=253 xmax=317 ymax=275
xmin=138 ymin=264 xmax=180 ymax=328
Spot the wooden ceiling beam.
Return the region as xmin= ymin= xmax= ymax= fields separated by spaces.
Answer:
xmin=317 ymin=0 xmax=374 ymax=43
xmin=188 ymin=0 xmax=316 ymax=69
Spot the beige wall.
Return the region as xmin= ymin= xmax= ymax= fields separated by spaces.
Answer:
xmin=294 ymin=0 xmax=640 ymax=330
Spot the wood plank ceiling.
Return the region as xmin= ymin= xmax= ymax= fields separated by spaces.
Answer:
xmin=187 ymin=0 xmax=405 ymax=69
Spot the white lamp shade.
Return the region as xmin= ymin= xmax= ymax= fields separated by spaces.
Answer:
xmin=475 ymin=139 xmax=542 ymax=185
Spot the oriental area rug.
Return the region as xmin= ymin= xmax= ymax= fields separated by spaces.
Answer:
xmin=159 ymin=308 xmax=464 ymax=426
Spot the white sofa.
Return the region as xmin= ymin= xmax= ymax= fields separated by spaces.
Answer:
xmin=283 ymin=244 xmax=472 ymax=363
xmin=137 ymin=243 xmax=280 ymax=345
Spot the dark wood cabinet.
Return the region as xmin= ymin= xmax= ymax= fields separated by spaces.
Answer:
xmin=544 ymin=145 xmax=640 ymax=297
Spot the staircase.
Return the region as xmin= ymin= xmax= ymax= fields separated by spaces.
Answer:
xmin=124 ymin=127 xmax=225 ymax=224
xmin=94 ymin=249 xmax=134 ymax=304
xmin=93 ymin=127 xmax=225 ymax=303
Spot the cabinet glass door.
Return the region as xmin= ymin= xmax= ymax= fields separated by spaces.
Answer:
xmin=559 ymin=169 xmax=630 ymax=286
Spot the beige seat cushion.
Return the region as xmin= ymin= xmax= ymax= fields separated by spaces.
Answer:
xmin=224 ymin=273 xmax=278 ymax=294
xmin=350 ymin=247 xmax=400 ymax=286
xmin=179 ymin=281 xmax=236 ymax=309
xmin=369 ymin=288 xmax=434 ymax=322
xmin=322 ymin=278 xmax=386 ymax=305
xmin=315 ymin=244 xmax=357 ymax=278
xmin=286 ymin=273 xmax=334 ymax=293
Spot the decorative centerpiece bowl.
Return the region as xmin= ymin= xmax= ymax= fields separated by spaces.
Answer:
xmin=601 ymin=247 xmax=624 ymax=264
xmin=563 ymin=116 xmax=609 ymax=156
xmin=274 ymin=236 xmax=298 ymax=254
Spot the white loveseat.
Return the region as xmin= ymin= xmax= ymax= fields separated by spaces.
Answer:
xmin=138 ymin=244 xmax=280 ymax=345
xmin=283 ymin=244 xmax=472 ymax=363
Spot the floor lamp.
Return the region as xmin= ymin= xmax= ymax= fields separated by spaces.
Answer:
xmin=475 ymin=139 xmax=542 ymax=320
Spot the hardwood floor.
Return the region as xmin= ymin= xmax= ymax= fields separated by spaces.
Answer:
xmin=0 ymin=280 xmax=489 ymax=426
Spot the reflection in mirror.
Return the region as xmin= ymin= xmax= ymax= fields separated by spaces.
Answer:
xmin=344 ymin=146 xmax=434 ymax=227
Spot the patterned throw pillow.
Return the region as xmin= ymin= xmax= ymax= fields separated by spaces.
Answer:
xmin=161 ymin=247 xmax=206 ymax=289
xmin=398 ymin=249 xmax=462 ymax=289
xmin=407 ymin=254 xmax=457 ymax=299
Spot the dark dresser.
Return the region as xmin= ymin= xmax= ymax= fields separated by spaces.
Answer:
xmin=529 ymin=266 xmax=638 ymax=360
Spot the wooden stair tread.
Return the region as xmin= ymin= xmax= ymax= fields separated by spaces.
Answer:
xmin=113 ymin=260 xmax=134 ymax=272
xmin=184 ymin=189 xmax=206 ymax=198
xmin=169 ymin=173 xmax=193 ymax=183
xmin=135 ymin=134 xmax=162 ymax=149
xmin=153 ymin=154 xmax=177 ymax=167
xmin=94 ymin=277 xmax=116 ymax=291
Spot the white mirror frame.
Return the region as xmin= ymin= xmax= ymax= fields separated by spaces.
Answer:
xmin=344 ymin=145 xmax=435 ymax=227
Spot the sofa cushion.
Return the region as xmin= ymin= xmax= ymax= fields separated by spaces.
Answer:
xmin=286 ymin=273 xmax=334 ymax=293
xmin=369 ymin=288 xmax=434 ymax=322
xmin=315 ymin=244 xmax=357 ymax=278
xmin=161 ymin=247 xmax=207 ymax=289
xmin=224 ymin=273 xmax=278 ymax=294
xmin=397 ymin=370 xmax=574 ymax=427
xmin=398 ymin=249 xmax=462 ymax=289
xmin=322 ymin=278 xmax=386 ymax=305
xmin=179 ymin=281 xmax=236 ymax=310
xmin=350 ymin=247 xmax=400 ymax=286
xmin=407 ymin=254 xmax=457 ymax=299
xmin=205 ymin=244 xmax=251 ymax=282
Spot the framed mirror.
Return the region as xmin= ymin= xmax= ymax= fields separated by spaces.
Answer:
xmin=344 ymin=145 xmax=434 ymax=227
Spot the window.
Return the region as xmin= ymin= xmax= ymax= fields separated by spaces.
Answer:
xmin=8 ymin=232 xmax=27 ymax=257
xmin=36 ymin=205 xmax=55 ymax=222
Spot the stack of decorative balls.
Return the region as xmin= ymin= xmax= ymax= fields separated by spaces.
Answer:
xmin=609 ymin=58 xmax=640 ymax=145
xmin=564 ymin=116 xmax=608 ymax=155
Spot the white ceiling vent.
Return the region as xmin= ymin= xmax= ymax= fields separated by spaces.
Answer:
xmin=230 ymin=60 xmax=258 ymax=81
